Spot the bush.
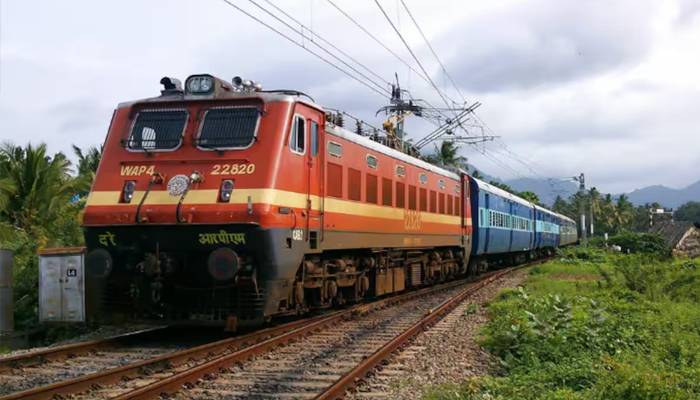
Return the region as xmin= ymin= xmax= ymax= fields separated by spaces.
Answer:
xmin=607 ymin=232 xmax=670 ymax=257
xmin=424 ymin=250 xmax=700 ymax=399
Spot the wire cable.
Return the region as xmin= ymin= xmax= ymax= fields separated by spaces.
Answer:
xmin=218 ymin=0 xmax=390 ymax=100
xmin=399 ymin=0 xmax=466 ymax=105
xmin=244 ymin=0 xmax=391 ymax=96
xmin=373 ymin=0 xmax=453 ymax=111
xmin=261 ymin=0 xmax=393 ymax=89
xmin=325 ymin=0 xmax=433 ymax=86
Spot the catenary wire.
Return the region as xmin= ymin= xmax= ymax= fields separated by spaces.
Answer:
xmin=218 ymin=0 xmax=391 ymax=100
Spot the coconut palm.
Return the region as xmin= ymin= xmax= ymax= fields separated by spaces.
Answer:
xmin=72 ymin=144 xmax=103 ymax=195
xmin=0 ymin=142 xmax=75 ymax=231
xmin=425 ymin=141 xmax=467 ymax=169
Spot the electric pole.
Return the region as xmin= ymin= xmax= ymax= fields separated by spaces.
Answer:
xmin=574 ymin=173 xmax=587 ymax=244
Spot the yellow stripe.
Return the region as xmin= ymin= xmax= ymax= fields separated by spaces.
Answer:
xmin=86 ymin=189 xmax=463 ymax=225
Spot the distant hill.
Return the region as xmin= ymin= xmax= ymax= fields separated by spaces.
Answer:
xmin=466 ymin=164 xmax=698 ymax=209
xmin=505 ymin=178 xmax=578 ymax=206
xmin=625 ymin=180 xmax=700 ymax=209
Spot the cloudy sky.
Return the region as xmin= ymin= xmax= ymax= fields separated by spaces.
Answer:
xmin=1 ymin=0 xmax=699 ymax=194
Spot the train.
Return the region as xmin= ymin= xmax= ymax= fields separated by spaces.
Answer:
xmin=81 ymin=73 xmax=577 ymax=329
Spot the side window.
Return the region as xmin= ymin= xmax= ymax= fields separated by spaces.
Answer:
xmin=290 ymin=115 xmax=305 ymax=154
xmin=310 ymin=121 xmax=318 ymax=156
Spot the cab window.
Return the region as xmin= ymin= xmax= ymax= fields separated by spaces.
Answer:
xmin=126 ymin=109 xmax=187 ymax=151
xmin=310 ymin=121 xmax=318 ymax=156
xmin=290 ymin=115 xmax=305 ymax=154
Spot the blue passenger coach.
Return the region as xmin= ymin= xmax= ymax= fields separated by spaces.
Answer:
xmin=469 ymin=177 xmax=535 ymax=256
xmin=468 ymin=176 xmax=575 ymax=271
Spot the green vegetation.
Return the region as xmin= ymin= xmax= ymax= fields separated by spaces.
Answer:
xmin=675 ymin=201 xmax=700 ymax=224
xmin=424 ymin=243 xmax=700 ymax=400
xmin=0 ymin=142 xmax=101 ymax=332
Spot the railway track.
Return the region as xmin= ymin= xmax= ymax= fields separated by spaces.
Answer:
xmin=0 ymin=262 xmax=536 ymax=400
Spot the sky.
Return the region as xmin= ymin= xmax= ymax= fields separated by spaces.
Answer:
xmin=1 ymin=0 xmax=699 ymax=194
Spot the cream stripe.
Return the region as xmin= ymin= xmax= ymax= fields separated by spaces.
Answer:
xmin=86 ymin=189 xmax=466 ymax=225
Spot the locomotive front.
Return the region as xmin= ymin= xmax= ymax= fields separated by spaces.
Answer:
xmin=82 ymin=74 xmax=311 ymax=327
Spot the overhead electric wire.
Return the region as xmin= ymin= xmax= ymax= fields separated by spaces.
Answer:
xmin=218 ymin=0 xmax=390 ymax=100
xmin=373 ymin=0 xmax=454 ymax=112
xmin=471 ymin=110 xmax=547 ymax=178
xmin=261 ymin=0 xmax=392 ymax=89
xmin=398 ymin=0 xmax=466 ymax=105
xmin=325 ymin=0 xmax=434 ymax=88
xmin=243 ymin=0 xmax=391 ymax=97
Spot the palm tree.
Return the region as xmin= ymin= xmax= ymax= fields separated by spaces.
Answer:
xmin=0 ymin=142 xmax=75 ymax=232
xmin=519 ymin=191 xmax=540 ymax=205
xmin=615 ymin=194 xmax=635 ymax=231
xmin=425 ymin=141 xmax=467 ymax=169
xmin=72 ymin=144 xmax=103 ymax=195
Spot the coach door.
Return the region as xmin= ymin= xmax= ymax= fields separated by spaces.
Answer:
xmin=305 ymin=112 xmax=324 ymax=249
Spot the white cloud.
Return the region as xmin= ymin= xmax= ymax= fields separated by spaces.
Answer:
xmin=0 ymin=0 xmax=698 ymax=194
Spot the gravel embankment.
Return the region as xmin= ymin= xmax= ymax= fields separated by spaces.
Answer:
xmin=349 ymin=269 xmax=530 ymax=399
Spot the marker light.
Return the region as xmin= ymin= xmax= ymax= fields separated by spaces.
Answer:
xmin=121 ymin=180 xmax=137 ymax=203
xmin=185 ymin=75 xmax=215 ymax=94
xmin=219 ymin=179 xmax=234 ymax=203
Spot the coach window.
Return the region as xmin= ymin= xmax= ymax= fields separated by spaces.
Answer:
xmin=382 ymin=178 xmax=393 ymax=206
xmin=408 ymin=185 xmax=417 ymax=210
xmin=310 ymin=121 xmax=318 ymax=156
xmin=396 ymin=164 xmax=406 ymax=178
xmin=419 ymin=173 xmax=428 ymax=185
xmin=396 ymin=182 xmax=406 ymax=208
xmin=290 ymin=115 xmax=305 ymax=154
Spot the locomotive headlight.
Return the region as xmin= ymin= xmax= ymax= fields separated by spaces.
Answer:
xmin=219 ymin=179 xmax=234 ymax=203
xmin=121 ymin=180 xmax=137 ymax=203
xmin=185 ymin=75 xmax=215 ymax=95
xmin=207 ymin=247 xmax=240 ymax=281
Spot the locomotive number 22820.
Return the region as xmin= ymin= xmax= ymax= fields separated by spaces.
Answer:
xmin=211 ymin=163 xmax=256 ymax=175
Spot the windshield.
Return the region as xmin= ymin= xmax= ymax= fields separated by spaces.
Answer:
xmin=126 ymin=109 xmax=188 ymax=151
xmin=195 ymin=107 xmax=260 ymax=149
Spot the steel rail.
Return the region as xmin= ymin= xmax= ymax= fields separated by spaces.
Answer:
xmin=0 ymin=326 xmax=167 ymax=373
xmin=0 ymin=276 xmax=476 ymax=400
xmin=0 ymin=315 xmax=336 ymax=400
xmin=110 ymin=276 xmax=485 ymax=400
xmin=316 ymin=259 xmax=549 ymax=400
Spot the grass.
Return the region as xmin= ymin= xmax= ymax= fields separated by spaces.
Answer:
xmin=423 ymin=247 xmax=700 ymax=400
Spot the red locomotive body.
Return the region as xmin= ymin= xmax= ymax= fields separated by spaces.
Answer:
xmin=83 ymin=74 xmax=472 ymax=327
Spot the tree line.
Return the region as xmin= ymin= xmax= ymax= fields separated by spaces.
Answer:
xmin=0 ymin=142 xmax=101 ymax=329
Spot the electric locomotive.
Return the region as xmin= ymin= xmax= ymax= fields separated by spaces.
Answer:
xmin=82 ymin=74 xmax=575 ymax=328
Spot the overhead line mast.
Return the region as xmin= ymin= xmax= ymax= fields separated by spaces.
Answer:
xmin=373 ymin=0 xmax=454 ymax=112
